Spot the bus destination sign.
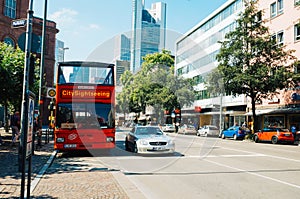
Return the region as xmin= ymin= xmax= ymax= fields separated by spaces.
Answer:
xmin=60 ymin=89 xmax=111 ymax=99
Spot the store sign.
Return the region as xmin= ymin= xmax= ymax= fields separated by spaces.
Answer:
xmin=194 ymin=106 xmax=202 ymax=112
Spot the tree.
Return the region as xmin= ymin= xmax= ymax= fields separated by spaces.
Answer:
xmin=0 ymin=42 xmax=40 ymax=119
xmin=116 ymin=70 xmax=133 ymax=117
xmin=206 ymin=68 xmax=225 ymax=131
xmin=216 ymin=1 xmax=296 ymax=132
xmin=206 ymin=68 xmax=224 ymax=96
xmin=118 ymin=50 xmax=194 ymax=124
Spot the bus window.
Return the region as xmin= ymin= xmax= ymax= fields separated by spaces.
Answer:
xmin=56 ymin=103 xmax=114 ymax=129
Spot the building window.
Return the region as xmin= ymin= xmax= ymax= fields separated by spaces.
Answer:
xmin=277 ymin=31 xmax=284 ymax=46
xmin=4 ymin=0 xmax=16 ymax=19
xmin=295 ymin=0 xmax=300 ymax=6
xmin=270 ymin=2 xmax=277 ymax=18
xmin=295 ymin=24 xmax=300 ymax=41
xmin=270 ymin=0 xmax=284 ymax=18
xmin=3 ymin=37 xmax=15 ymax=47
xmin=277 ymin=0 xmax=283 ymax=14
xmin=271 ymin=31 xmax=284 ymax=46
xmin=263 ymin=115 xmax=284 ymax=128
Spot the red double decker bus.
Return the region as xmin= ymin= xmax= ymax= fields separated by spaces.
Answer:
xmin=54 ymin=61 xmax=115 ymax=151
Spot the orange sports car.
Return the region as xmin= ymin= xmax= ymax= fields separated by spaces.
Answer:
xmin=253 ymin=127 xmax=294 ymax=144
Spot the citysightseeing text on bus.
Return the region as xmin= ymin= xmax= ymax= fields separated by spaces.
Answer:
xmin=60 ymin=89 xmax=111 ymax=99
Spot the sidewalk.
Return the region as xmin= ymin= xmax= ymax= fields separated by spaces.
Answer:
xmin=0 ymin=128 xmax=145 ymax=199
xmin=0 ymin=128 xmax=54 ymax=198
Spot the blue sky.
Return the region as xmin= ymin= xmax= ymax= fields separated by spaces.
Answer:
xmin=33 ymin=0 xmax=228 ymax=61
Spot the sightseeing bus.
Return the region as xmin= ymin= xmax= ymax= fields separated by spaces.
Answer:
xmin=54 ymin=61 xmax=115 ymax=150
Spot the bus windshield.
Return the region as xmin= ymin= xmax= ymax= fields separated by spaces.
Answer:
xmin=58 ymin=64 xmax=113 ymax=85
xmin=56 ymin=103 xmax=115 ymax=129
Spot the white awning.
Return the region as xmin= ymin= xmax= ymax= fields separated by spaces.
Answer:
xmin=245 ymin=109 xmax=276 ymax=116
xmin=202 ymin=111 xmax=245 ymax=116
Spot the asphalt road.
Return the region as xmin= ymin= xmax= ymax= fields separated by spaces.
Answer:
xmin=115 ymin=130 xmax=300 ymax=198
xmin=38 ymin=128 xmax=300 ymax=199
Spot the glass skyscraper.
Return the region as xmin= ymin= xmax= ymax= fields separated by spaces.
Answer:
xmin=131 ymin=0 xmax=166 ymax=73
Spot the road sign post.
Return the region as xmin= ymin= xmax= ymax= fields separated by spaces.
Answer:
xmin=19 ymin=1 xmax=34 ymax=199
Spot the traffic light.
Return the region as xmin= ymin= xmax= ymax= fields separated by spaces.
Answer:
xmin=48 ymin=101 xmax=54 ymax=111
xmin=174 ymin=109 xmax=181 ymax=124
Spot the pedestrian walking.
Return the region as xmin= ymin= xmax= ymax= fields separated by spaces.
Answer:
xmin=291 ymin=125 xmax=297 ymax=140
xmin=11 ymin=111 xmax=20 ymax=145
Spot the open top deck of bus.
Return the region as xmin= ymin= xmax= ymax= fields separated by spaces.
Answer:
xmin=57 ymin=61 xmax=115 ymax=85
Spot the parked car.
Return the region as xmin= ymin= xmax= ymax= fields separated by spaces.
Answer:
xmin=220 ymin=126 xmax=247 ymax=140
xmin=125 ymin=126 xmax=175 ymax=154
xmin=197 ymin=125 xmax=219 ymax=137
xmin=162 ymin=124 xmax=175 ymax=132
xmin=178 ymin=124 xmax=197 ymax=135
xmin=253 ymin=127 xmax=294 ymax=144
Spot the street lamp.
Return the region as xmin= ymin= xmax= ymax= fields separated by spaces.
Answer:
xmin=60 ymin=47 xmax=69 ymax=61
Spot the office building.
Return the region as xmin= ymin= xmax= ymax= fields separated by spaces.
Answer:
xmin=175 ymin=0 xmax=300 ymax=130
xmin=175 ymin=0 xmax=244 ymax=129
xmin=131 ymin=0 xmax=166 ymax=73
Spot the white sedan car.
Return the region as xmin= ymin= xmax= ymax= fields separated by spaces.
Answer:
xmin=162 ymin=124 xmax=175 ymax=132
xmin=125 ymin=126 xmax=175 ymax=154
xmin=197 ymin=125 xmax=220 ymax=137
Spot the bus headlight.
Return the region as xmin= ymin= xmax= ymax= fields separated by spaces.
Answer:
xmin=106 ymin=137 xmax=114 ymax=142
xmin=56 ymin=138 xmax=65 ymax=143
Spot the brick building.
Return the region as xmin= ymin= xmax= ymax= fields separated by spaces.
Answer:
xmin=0 ymin=0 xmax=59 ymax=124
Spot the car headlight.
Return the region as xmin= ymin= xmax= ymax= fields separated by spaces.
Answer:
xmin=168 ymin=140 xmax=175 ymax=145
xmin=139 ymin=140 xmax=148 ymax=145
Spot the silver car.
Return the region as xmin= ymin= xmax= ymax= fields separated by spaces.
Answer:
xmin=125 ymin=126 xmax=175 ymax=154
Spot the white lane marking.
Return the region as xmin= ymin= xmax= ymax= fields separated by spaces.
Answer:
xmin=205 ymin=158 xmax=300 ymax=189
xmin=185 ymin=154 xmax=266 ymax=158
xmin=115 ymin=153 xmax=266 ymax=160
xmin=219 ymin=146 xmax=300 ymax=163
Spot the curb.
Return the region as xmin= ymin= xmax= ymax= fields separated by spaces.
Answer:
xmin=24 ymin=150 xmax=58 ymax=197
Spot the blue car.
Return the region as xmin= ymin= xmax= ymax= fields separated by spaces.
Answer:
xmin=221 ymin=126 xmax=246 ymax=140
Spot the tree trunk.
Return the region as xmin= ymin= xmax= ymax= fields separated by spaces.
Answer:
xmin=251 ymin=96 xmax=258 ymax=133
xmin=4 ymin=101 xmax=9 ymax=132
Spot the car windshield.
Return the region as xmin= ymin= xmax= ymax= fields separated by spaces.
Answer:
xmin=135 ymin=127 xmax=163 ymax=135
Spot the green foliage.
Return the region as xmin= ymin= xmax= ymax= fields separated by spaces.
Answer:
xmin=216 ymin=1 xmax=296 ymax=131
xmin=118 ymin=50 xmax=194 ymax=122
xmin=206 ymin=68 xmax=224 ymax=96
xmin=0 ymin=42 xmax=40 ymax=111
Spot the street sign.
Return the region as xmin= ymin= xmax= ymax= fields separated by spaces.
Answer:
xmin=26 ymin=92 xmax=35 ymax=158
xmin=18 ymin=32 xmax=41 ymax=53
xmin=47 ymin=87 xmax=56 ymax=98
xmin=11 ymin=19 xmax=27 ymax=28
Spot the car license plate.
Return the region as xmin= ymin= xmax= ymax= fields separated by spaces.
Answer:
xmin=284 ymin=133 xmax=290 ymax=136
xmin=64 ymin=144 xmax=77 ymax=148
xmin=153 ymin=146 xmax=164 ymax=151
